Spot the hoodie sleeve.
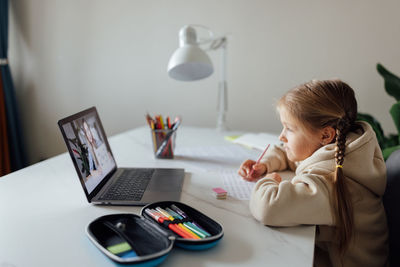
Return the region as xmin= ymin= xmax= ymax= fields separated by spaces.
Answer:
xmin=249 ymin=169 xmax=334 ymax=226
xmin=259 ymin=144 xmax=297 ymax=172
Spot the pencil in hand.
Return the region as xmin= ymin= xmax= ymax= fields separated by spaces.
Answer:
xmin=249 ymin=144 xmax=270 ymax=177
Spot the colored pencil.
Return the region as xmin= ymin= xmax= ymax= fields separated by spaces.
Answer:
xmin=249 ymin=144 xmax=270 ymax=177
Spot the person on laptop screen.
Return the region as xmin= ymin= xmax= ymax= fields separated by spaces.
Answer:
xmin=62 ymin=114 xmax=115 ymax=193
xmin=81 ymin=118 xmax=102 ymax=176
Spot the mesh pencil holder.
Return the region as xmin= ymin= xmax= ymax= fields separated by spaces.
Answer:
xmin=150 ymin=129 xmax=176 ymax=159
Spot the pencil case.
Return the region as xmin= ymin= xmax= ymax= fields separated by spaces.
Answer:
xmin=86 ymin=201 xmax=224 ymax=265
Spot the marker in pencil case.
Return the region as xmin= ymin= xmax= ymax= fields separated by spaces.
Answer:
xmin=167 ymin=206 xmax=211 ymax=238
xmin=145 ymin=209 xmax=194 ymax=239
xmin=159 ymin=207 xmax=206 ymax=239
xmin=170 ymin=204 xmax=211 ymax=237
xmin=165 ymin=207 xmax=208 ymax=238
xmin=145 ymin=208 xmax=191 ymax=238
xmin=171 ymin=218 xmax=207 ymax=237
xmin=155 ymin=207 xmax=200 ymax=239
xmin=152 ymin=208 xmax=200 ymax=239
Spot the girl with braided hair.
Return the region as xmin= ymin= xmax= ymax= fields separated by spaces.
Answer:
xmin=238 ymin=80 xmax=388 ymax=266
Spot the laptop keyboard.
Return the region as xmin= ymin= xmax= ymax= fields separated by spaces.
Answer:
xmin=99 ymin=169 xmax=155 ymax=201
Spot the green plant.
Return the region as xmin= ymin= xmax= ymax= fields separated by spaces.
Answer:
xmin=357 ymin=63 xmax=400 ymax=160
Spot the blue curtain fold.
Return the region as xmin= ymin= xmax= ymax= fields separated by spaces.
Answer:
xmin=0 ymin=0 xmax=27 ymax=172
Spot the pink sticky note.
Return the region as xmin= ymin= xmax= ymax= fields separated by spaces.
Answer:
xmin=212 ymin=187 xmax=227 ymax=194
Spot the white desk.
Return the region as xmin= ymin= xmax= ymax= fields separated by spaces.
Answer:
xmin=0 ymin=126 xmax=315 ymax=267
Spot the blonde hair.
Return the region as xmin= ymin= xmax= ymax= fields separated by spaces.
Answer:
xmin=278 ymin=79 xmax=359 ymax=254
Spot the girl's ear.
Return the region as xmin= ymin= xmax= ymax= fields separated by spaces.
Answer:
xmin=320 ymin=126 xmax=336 ymax=145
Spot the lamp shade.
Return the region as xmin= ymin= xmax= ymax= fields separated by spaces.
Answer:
xmin=167 ymin=26 xmax=214 ymax=81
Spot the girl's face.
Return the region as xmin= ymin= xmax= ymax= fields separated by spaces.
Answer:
xmin=278 ymin=108 xmax=324 ymax=162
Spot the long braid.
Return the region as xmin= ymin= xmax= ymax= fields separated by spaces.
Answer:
xmin=335 ymin=120 xmax=348 ymax=167
xmin=334 ymin=119 xmax=354 ymax=254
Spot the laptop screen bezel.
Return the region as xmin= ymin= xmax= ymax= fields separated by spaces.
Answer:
xmin=58 ymin=106 xmax=117 ymax=202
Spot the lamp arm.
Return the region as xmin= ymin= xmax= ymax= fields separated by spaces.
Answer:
xmin=216 ymin=38 xmax=228 ymax=132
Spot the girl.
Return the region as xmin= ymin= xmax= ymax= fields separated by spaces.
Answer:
xmin=238 ymin=80 xmax=388 ymax=266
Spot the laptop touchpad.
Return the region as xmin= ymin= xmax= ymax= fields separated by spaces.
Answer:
xmin=148 ymin=169 xmax=184 ymax=192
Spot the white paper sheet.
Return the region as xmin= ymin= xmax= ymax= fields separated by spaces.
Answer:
xmin=220 ymin=169 xmax=255 ymax=200
xmin=232 ymin=132 xmax=281 ymax=151
xmin=175 ymin=145 xmax=259 ymax=172
xmin=175 ymin=145 xmax=259 ymax=200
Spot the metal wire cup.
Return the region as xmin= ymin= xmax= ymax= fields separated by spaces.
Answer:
xmin=151 ymin=129 xmax=176 ymax=159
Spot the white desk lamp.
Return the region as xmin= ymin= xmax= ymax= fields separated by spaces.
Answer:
xmin=167 ymin=25 xmax=228 ymax=132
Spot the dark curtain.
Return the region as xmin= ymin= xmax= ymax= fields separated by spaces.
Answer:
xmin=0 ymin=0 xmax=27 ymax=176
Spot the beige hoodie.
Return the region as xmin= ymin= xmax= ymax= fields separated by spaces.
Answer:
xmin=250 ymin=121 xmax=388 ymax=266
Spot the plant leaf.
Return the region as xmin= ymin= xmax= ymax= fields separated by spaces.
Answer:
xmin=382 ymin=145 xmax=400 ymax=161
xmin=377 ymin=63 xmax=400 ymax=101
xmin=385 ymin=134 xmax=399 ymax=148
xmin=389 ymin=102 xmax=400 ymax=137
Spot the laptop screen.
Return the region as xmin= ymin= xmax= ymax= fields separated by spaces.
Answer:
xmin=59 ymin=108 xmax=116 ymax=194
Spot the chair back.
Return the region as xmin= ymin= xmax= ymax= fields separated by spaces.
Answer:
xmin=383 ymin=149 xmax=400 ymax=266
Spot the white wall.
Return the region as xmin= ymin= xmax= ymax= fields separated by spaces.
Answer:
xmin=8 ymin=0 xmax=400 ymax=164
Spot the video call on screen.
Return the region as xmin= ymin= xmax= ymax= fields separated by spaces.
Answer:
xmin=63 ymin=112 xmax=115 ymax=193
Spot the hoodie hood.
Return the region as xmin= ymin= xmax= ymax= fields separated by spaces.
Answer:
xmin=296 ymin=121 xmax=386 ymax=196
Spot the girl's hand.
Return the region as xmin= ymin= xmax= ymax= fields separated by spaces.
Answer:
xmin=265 ymin=172 xmax=282 ymax=183
xmin=238 ymin=160 xmax=267 ymax=182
